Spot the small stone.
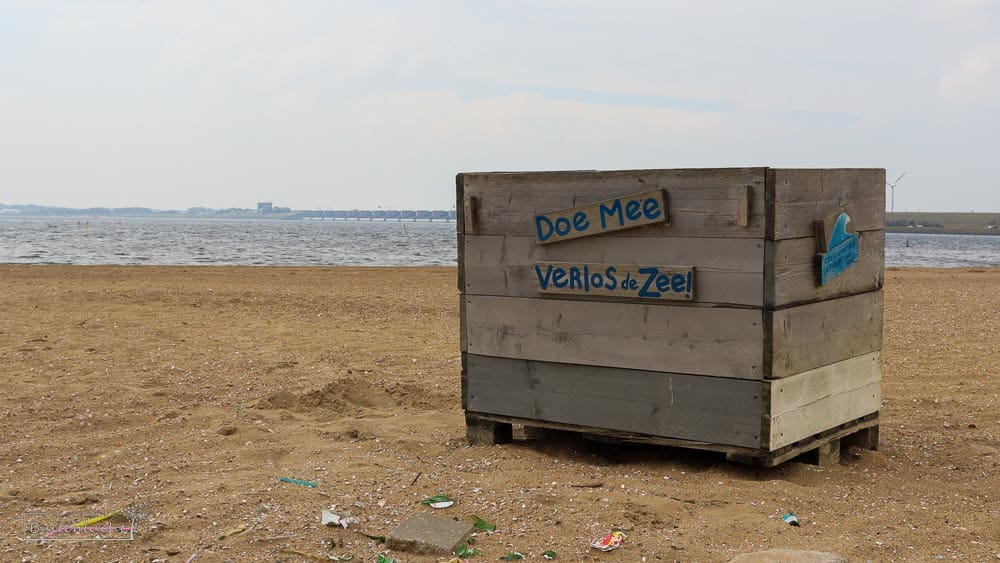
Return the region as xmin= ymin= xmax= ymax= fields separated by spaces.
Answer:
xmin=386 ymin=512 xmax=474 ymax=556
xmin=217 ymin=425 xmax=237 ymax=436
xmin=730 ymin=549 xmax=846 ymax=563
xmin=166 ymin=549 xmax=181 ymax=556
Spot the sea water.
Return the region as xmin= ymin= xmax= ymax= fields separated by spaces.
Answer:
xmin=0 ymin=217 xmax=456 ymax=266
xmin=0 ymin=217 xmax=996 ymax=267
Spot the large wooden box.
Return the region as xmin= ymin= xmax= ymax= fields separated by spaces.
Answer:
xmin=457 ymin=168 xmax=884 ymax=465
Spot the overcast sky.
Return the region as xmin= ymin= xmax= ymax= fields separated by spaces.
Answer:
xmin=2 ymin=1 xmax=998 ymax=212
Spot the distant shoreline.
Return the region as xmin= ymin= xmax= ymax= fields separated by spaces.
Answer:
xmin=886 ymin=228 xmax=1000 ymax=236
xmin=2 ymin=209 xmax=997 ymax=235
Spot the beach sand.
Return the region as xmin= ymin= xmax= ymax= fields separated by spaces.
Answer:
xmin=0 ymin=265 xmax=997 ymax=561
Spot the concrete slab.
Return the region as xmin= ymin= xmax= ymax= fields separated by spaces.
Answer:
xmin=386 ymin=512 xmax=474 ymax=556
xmin=730 ymin=549 xmax=846 ymax=563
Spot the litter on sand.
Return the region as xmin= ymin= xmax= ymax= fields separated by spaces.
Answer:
xmin=590 ymin=530 xmax=626 ymax=552
xmin=782 ymin=512 xmax=800 ymax=526
xmin=501 ymin=552 xmax=525 ymax=560
xmin=322 ymin=508 xmax=360 ymax=529
xmin=219 ymin=523 xmax=248 ymax=539
xmin=356 ymin=531 xmax=386 ymax=543
xmin=471 ymin=515 xmax=496 ymax=532
xmin=419 ymin=493 xmax=456 ymax=509
xmin=541 ymin=550 xmax=558 ymax=559
xmin=279 ymin=476 xmax=318 ymax=488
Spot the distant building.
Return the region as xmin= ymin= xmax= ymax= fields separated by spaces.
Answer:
xmin=257 ymin=202 xmax=273 ymax=214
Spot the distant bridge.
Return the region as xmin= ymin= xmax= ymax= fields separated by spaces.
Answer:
xmin=286 ymin=209 xmax=457 ymax=221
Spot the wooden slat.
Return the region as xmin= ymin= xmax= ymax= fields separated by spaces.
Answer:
xmin=765 ymin=230 xmax=885 ymax=308
xmin=463 ymin=235 xmax=764 ymax=306
xmin=465 ymin=295 xmax=764 ymax=379
xmin=767 ymin=291 xmax=883 ymax=378
xmin=466 ymin=355 xmax=764 ymax=448
xmin=460 ymin=168 xmax=766 ymax=238
xmin=456 ymin=175 xmax=466 ymax=291
xmin=737 ymin=185 xmax=751 ymax=226
xmin=768 ymin=352 xmax=882 ymax=449
xmin=533 ymin=189 xmax=668 ymax=244
xmin=533 ymin=262 xmax=695 ymax=301
xmin=766 ymin=169 xmax=885 ymax=240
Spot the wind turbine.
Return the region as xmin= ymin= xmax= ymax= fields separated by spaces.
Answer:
xmin=886 ymin=172 xmax=907 ymax=214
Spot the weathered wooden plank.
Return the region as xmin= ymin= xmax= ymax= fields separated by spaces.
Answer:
xmin=463 ymin=235 xmax=764 ymax=306
xmin=534 ymin=189 xmax=668 ymax=244
xmin=456 ymin=175 xmax=467 ymax=291
xmin=533 ymin=262 xmax=695 ymax=301
xmin=465 ymin=355 xmax=764 ymax=448
xmin=768 ymin=352 xmax=882 ymax=449
xmin=460 ymin=168 xmax=766 ymax=238
xmin=767 ymin=291 xmax=883 ymax=378
xmin=465 ymin=295 xmax=764 ymax=379
xmin=765 ymin=230 xmax=884 ymax=308
xmin=766 ymin=169 xmax=885 ymax=240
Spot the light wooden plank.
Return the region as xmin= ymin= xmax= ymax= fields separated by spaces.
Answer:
xmin=534 ymin=189 xmax=668 ymax=244
xmin=737 ymin=185 xmax=751 ymax=226
xmin=463 ymin=235 xmax=764 ymax=306
xmin=767 ymin=169 xmax=886 ymax=240
xmin=533 ymin=262 xmax=695 ymax=301
xmin=466 ymin=295 xmax=764 ymax=379
xmin=768 ymin=352 xmax=882 ymax=449
xmin=460 ymin=168 xmax=766 ymax=238
xmin=765 ymin=230 xmax=884 ymax=308
xmin=466 ymin=355 xmax=764 ymax=448
xmin=767 ymin=291 xmax=884 ymax=378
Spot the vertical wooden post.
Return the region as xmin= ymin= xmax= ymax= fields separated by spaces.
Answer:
xmin=465 ymin=414 xmax=512 ymax=445
xmin=801 ymin=438 xmax=841 ymax=466
xmin=736 ymin=185 xmax=751 ymax=226
xmin=842 ymin=425 xmax=879 ymax=450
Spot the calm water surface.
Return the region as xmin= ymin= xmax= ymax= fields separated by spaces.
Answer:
xmin=0 ymin=217 xmax=456 ymax=266
xmin=0 ymin=217 xmax=997 ymax=267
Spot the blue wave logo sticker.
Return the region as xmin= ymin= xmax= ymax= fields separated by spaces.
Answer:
xmin=816 ymin=212 xmax=859 ymax=285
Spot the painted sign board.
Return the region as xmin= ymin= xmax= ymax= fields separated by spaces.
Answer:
xmin=815 ymin=212 xmax=859 ymax=285
xmin=534 ymin=189 xmax=669 ymax=245
xmin=534 ymin=262 xmax=695 ymax=301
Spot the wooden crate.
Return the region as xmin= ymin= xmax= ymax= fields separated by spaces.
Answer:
xmin=457 ymin=168 xmax=885 ymax=466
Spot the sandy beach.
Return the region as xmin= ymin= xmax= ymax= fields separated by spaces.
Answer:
xmin=0 ymin=265 xmax=997 ymax=562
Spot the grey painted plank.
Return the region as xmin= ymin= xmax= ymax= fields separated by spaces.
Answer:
xmin=767 ymin=169 xmax=886 ymax=240
xmin=765 ymin=230 xmax=885 ymax=308
xmin=768 ymin=291 xmax=884 ymax=378
xmin=460 ymin=168 xmax=766 ymax=238
xmin=463 ymin=235 xmax=764 ymax=306
xmin=466 ymin=295 xmax=764 ymax=379
xmin=465 ymin=354 xmax=764 ymax=448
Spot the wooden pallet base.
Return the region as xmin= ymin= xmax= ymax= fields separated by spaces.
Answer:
xmin=465 ymin=411 xmax=879 ymax=468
